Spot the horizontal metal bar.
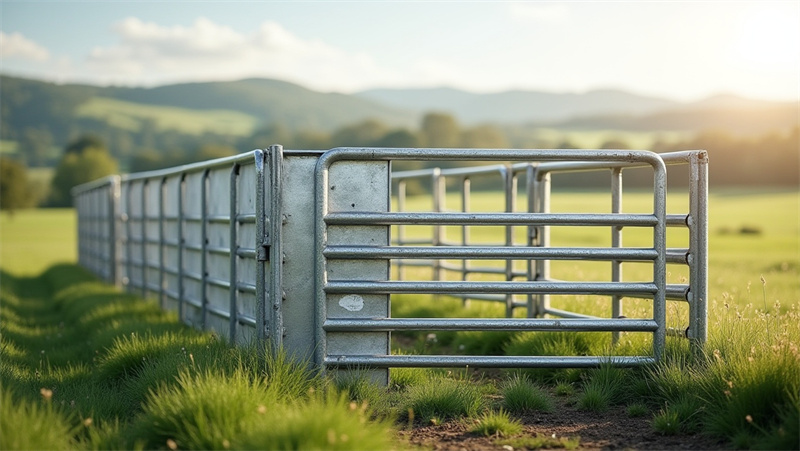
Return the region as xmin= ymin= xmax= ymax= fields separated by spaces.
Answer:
xmin=327 ymin=212 xmax=658 ymax=227
xmin=237 ymin=282 xmax=257 ymax=294
xmin=666 ymin=248 xmax=689 ymax=265
xmin=542 ymin=307 xmax=601 ymax=319
xmin=623 ymin=284 xmax=689 ymax=301
xmin=207 ymin=277 xmax=230 ymax=289
xmin=207 ymin=245 xmax=231 ymax=256
xmin=236 ymin=213 xmax=257 ymax=224
xmin=325 ymin=280 xmax=657 ymax=295
xmin=323 ymin=317 xmax=658 ymax=332
xmin=163 ymin=266 xmax=180 ymax=276
xmin=183 ymin=296 xmax=203 ymax=309
xmin=666 ymin=214 xmax=688 ymax=227
xmin=667 ymin=284 xmax=690 ymax=301
xmin=450 ymin=293 xmax=506 ymax=302
xmin=182 ymin=270 xmax=203 ymax=282
xmin=393 ymin=164 xmax=507 ymax=180
xmin=207 ymin=214 xmax=230 ymax=223
xmin=183 ymin=243 xmax=203 ymax=252
xmin=324 ymin=354 xmax=656 ymax=368
xmin=236 ymin=248 xmax=257 ymax=259
xmin=237 ymin=314 xmax=257 ymax=327
xmin=533 ymin=150 xmax=703 ymax=174
xmin=326 ymin=245 xmax=659 ymax=261
xmin=206 ymin=303 xmax=231 ymax=319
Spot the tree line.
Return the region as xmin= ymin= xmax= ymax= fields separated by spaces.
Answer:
xmin=1 ymin=111 xmax=798 ymax=214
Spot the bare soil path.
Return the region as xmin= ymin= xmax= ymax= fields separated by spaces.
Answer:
xmin=398 ymin=398 xmax=728 ymax=450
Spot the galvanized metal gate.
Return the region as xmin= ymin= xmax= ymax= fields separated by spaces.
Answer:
xmin=73 ymin=146 xmax=708 ymax=379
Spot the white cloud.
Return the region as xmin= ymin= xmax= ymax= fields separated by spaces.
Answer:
xmin=85 ymin=17 xmax=399 ymax=91
xmin=0 ymin=32 xmax=50 ymax=61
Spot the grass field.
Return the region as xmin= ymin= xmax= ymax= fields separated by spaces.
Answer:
xmin=1 ymin=189 xmax=798 ymax=449
xmin=0 ymin=209 xmax=76 ymax=275
xmin=76 ymin=97 xmax=259 ymax=137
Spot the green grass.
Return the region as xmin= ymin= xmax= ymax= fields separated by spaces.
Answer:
xmin=501 ymin=373 xmax=553 ymax=413
xmin=469 ymin=409 xmax=523 ymax=437
xmin=0 ymin=265 xmax=395 ymax=450
xmin=2 ymin=188 xmax=798 ymax=448
xmin=76 ymin=97 xmax=259 ymax=137
xmin=496 ymin=433 xmax=581 ymax=450
xmin=402 ymin=375 xmax=487 ymax=424
xmin=0 ymin=208 xmax=76 ymax=275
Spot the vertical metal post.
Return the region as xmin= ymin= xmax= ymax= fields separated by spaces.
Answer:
xmin=503 ymin=166 xmax=515 ymax=318
xmin=159 ymin=177 xmax=167 ymax=310
xmin=689 ymin=151 xmax=709 ymax=352
xmin=432 ymin=168 xmax=444 ymax=282
xmin=611 ymin=167 xmax=623 ymax=344
xmin=255 ymin=149 xmax=269 ymax=342
xmin=652 ymin=160 xmax=668 ymax=361
xmin=177 ymin=175 xmax=186 ymax=323
xmin=396 ymin=180 xmax=406 ymax=280
xmin=269 ymin=144 xmax=284 ymax=351
xmin=534 ymin=171 xmax=552 ymax=316
xmin=200 ymin=170 xmax=210 ymax=330
xmin=461 ymin=176 xmax=471 ymax=307
xmin=124 ymin=182 xmax=133 ymax=293
xmin=110 ymin=177 xmax=121 ymax=288
xmin=525 ymin=164 xmax=537 ymax=317
xmin=229 ymin=164 xmax=240 ymax=344
xmin=141 ymin=180 xmax=148 ymax=299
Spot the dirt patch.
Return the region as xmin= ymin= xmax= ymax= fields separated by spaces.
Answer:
xmin=397 ymin=399 xmax=727 ymax=450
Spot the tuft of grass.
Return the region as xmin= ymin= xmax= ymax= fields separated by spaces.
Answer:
xmin=626 ymin=402 xmax=649 ymax=418
xmin=95 ymin=331 xmax=221 ymax=381
xmin=554 ymin=382 xmax=576 ymax=397
xmin=0 ymin=387 xmax=76 ymax=450
xmin=576 ymin=364 xmax=629 ymax=412
xmin=126 ymin=368 xmax=282 ymax=449
xmin=334 ymin=370 xmax=387 ymax=411
xmin=577 ymin=384 xmax=611 ymax=412
xmin=652 ymin=408 xmax=682 ymax=435
xmin=234 ymin=392 xmax=395 ymax=451
xmin=470 ymin=409 xmax=523 ymax=437
xmin=501 ymin=373 xmax=553 ymax=413
xmin=402 ymin=375 xmax=486 ymax=424
xmin=497 ymin=433 xmax=581 ymax=450
xmin=390 ymin=366 xmax=430 ymax=389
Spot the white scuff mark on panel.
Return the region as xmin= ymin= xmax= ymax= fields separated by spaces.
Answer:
xmin=339 ymin=294 xmax=364 ymax=312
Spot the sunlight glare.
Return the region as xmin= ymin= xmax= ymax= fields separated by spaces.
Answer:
xmin=731 ymin=6 xmax=800 ymax=66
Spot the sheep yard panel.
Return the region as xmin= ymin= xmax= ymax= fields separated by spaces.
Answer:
xmin=74 ymin=147 xmax=708 ymax=378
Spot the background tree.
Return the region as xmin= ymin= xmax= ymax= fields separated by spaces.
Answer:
xmin=48 ymin=135 xmax=118 ymax=207
xmin=330 ymin=119 xmax=388 ymax=147
xmin=19 ymin=126 xmax=54 ymax=167
xmin=421 ymin=112 xmax=460 ymax=148
xmin=459 ymin=124 xmax=508 ymax=148
xmin=0 ymin=157 xmax=33 ymax=216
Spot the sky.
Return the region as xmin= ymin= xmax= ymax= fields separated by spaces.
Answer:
xmin=1 ymin=1 xmax=799 ymax=102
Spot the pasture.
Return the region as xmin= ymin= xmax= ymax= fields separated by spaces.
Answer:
xmin=1 ymin=189 xmax=798 ymax=449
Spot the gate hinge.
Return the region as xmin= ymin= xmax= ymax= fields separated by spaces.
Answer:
xmin=257 ymin=233 xmax=271 ymax=261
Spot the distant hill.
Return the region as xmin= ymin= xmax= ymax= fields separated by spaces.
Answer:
xmin=2 ymin=74 xmax=796 ymax=162
xmin=0 ymin=75 xmax=418 ymax=145
xmin=358 ymin=87 xmax=798 ymax=134
xmin=357 ymin=87 xmax=679 ymax=124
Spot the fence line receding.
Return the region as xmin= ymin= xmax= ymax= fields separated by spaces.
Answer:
xmin=74 ymin=146 xmax=708 ymax=382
